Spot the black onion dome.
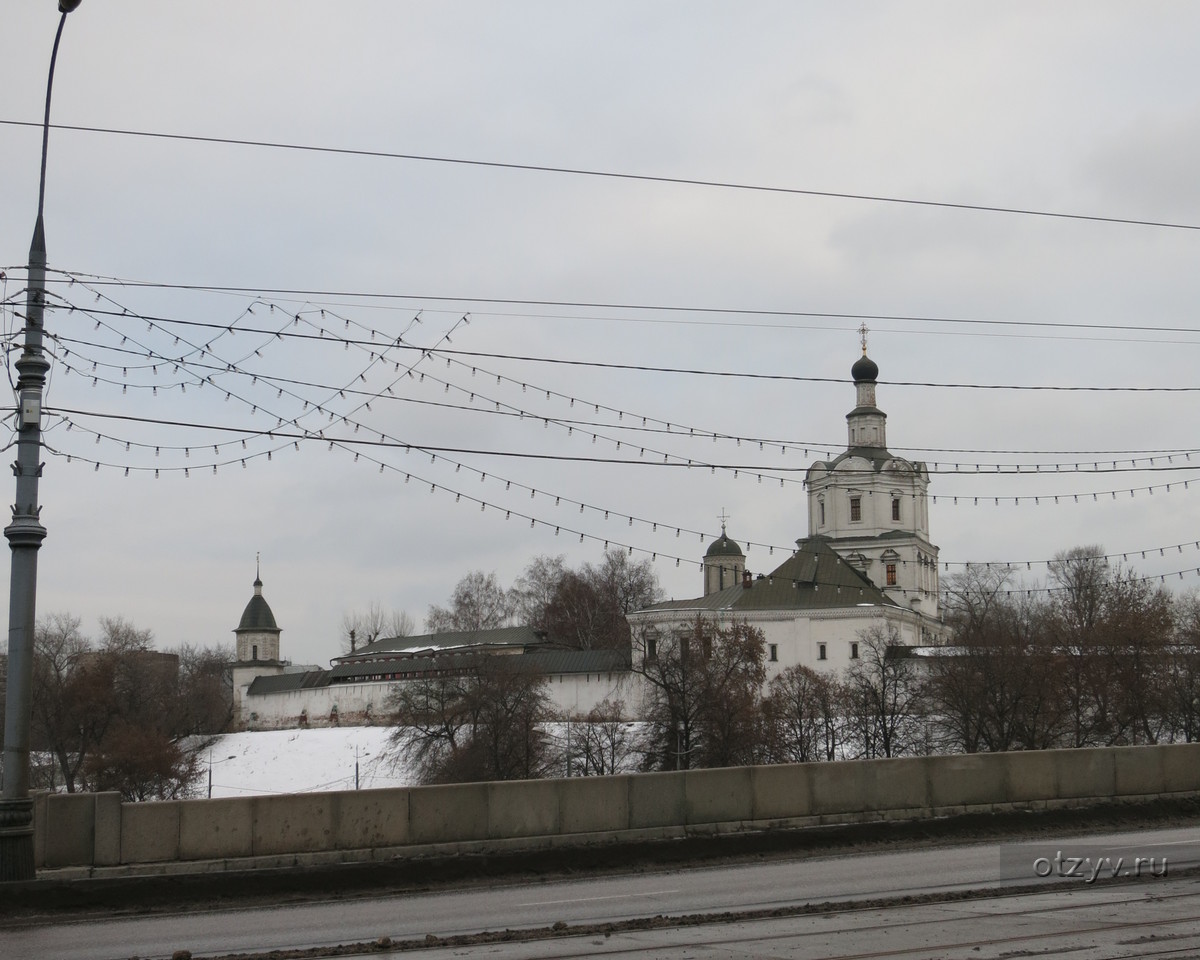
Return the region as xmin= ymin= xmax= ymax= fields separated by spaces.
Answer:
xmin=705 ymin=532 xmax=744 ymax=558
xmin=851 ymin=353 xmax=879 ymax=383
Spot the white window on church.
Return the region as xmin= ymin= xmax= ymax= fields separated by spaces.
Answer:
xmin=818 ymin=499 xmax=825 ymax=526
xmin=892 ymin=497 xmax=901 ymax=521
xmin=769 ymin=643 xmax=778 ymax=662
xmin=850 ymin=496 xmax=861 ymax=522
xmin=818 ymin=643 xmax=827 ymax=661
xmin=851 ymin=641 xmax=859 ymax=660
xmin=887 ymin=563 xmax=897 ymax=586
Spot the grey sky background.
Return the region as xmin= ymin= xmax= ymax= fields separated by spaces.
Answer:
xmin=3 ymin=2 xmax=1199 ymax=666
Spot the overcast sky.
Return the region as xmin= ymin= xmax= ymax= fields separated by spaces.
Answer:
xmin=3 ymin=2 xmax=1200 ymax=666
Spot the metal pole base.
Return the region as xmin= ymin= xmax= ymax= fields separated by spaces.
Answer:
xmin=0 ymin=798 xmax=35 ymax=882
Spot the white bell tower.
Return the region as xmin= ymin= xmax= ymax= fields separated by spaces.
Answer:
xmin=805 ymin=331 xmax=940 ymax=631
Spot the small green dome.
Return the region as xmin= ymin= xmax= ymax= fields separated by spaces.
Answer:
xmin=705 ymin=532 xmax=744 ymax=558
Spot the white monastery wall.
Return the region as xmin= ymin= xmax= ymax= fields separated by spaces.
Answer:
xmin=242 ymin=672 xmax=640 ymax=731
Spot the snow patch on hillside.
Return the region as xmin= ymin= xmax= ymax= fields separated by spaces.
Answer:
xmin=201 ymin=727 xmax=413 ymax=798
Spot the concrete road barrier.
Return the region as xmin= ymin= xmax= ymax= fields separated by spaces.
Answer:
xmin=30 ymin=742 xmax=1200 ymax=873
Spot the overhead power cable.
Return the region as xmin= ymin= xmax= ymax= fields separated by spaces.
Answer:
xmin=42 ymin=278 xmax=1200 ymax=460
xmin=36 ymin=433 xmax=1200 ymax=595
xmin=41 ymin=304 xmax=1200 ymax=393
xmin=3 ymin=119 xmax=1199 ymax=231
xmin=41 ymin=406 xmax=1200 ymax=478
xmin=32 ymin=285 xmax=1200 ymax=578
xmin=30 ymin=280 xmax=1200 ymax=583
xmin=49 ymin=334 xmax=1200 ymax=483
xmin=30 ymin=268 xmax=1200 ymax=338
xmin=47 ymin=319 xmax=1200 ymax=467
xmin=420 ymin=346 xmax=1200 ymax=393
xmin=39 ymin=282 xmax=1200 ymax=492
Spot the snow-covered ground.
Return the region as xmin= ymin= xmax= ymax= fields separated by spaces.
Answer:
xmin=197 ymin=722 xmax=643 ymax=798
xmin=200 ymin=727 xmax=414 ymax=798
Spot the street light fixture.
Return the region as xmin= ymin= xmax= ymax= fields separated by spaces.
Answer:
xmin=207 ymin=754 xmax=238 ymax=799
xmin=0 ymin=0 xmax=82 ymax=883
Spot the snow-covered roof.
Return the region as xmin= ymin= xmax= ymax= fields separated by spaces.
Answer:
xmin=335 ymin=624 xmax=546 ymax=664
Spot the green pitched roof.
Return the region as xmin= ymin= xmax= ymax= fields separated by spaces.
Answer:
xmin=639 ymin=537 xmax=895 ymax=614
xmin=340 ymin=624 xmax=545 ymax=662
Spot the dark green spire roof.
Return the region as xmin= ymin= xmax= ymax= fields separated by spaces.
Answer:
xmin=236 ymin=576 xmax=280 ymax=632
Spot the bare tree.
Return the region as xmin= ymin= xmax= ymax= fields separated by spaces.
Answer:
xmin=590 ymin=548 xmax=663 ymax=617
xmin=1046 ymin=548 xmax=1175 ymax=746
xmin=98 ymin=615 xmax=154 ymax=654
xmin=30 ymin=613 xmax=92 ymax=791
xmin=542 ymin=548 xmax=663 ymax=649
xmin=511 ymin=554 xmax=568 ymax=627
xmin=1103 ymin=572 xmax=1173 ymax=744
xmin=1047 ymin=547 xmax=1116 ymax=747
xmin=388 ymin=654 xmax=553 ymax=783
xmin=465 ymin=658 xmax=554 ymax=781
xmin=425 ymin=571 xmax=515 ymax=634
xmin=763 ymin=664 xmax=846 ymax=763
xmin=634 ymin=619 xmax=766 ymax=770
xmin=542 ymin=572 xmax=627 ymax=649
xmin=171 ymin=643 xmax=235 ymax=736
xmin=1166 ymin=590 xmax=1200 ymax=742
xmin=84 ymin=720 xmax=201 ymax=801
xmin=941 ymin=563 xmax=1014 ymax=641
xmin=843 ymin=621 xmax=924 ymax=758
xmin=437 ymin=549 xmax=662 ymax=650
xmin=1048 ymin=546 xmax=1109 ymax=640
xmin=386 ymin=672 xmax=473 ymax=781
xmin=564 ymin=698 xmax=638 ymax=776
xmin=928 ymin=568 xmax=1062 ymax=753
xmin=342 ymin=602 xmax=415 ymax=654
xmin=29 ymin=613 xmax=208 ymax=798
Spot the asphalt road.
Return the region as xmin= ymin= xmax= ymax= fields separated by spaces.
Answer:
xmin=3 ymin=824 xmax=1199 ymax=960
xmin=396 ymin=881 xmax=1200 ymax=960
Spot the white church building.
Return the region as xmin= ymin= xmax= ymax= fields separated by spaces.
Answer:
xmin=626 ymin=345 xmax=942 ymax=678
xmin=231 ymin=345 xmax=943 ymax=728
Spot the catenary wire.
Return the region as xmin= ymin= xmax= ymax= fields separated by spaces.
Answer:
xmin=30 ymin=268 xmax=1200 ymax=338
xmin=18 ymin=279 xmax=1200 ymax=585
xmin=3 ymin=119 xmax=1199 ymax=231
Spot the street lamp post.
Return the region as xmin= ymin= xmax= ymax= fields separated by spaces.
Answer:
xmin=0 ymin=0 xmax=82 ymax=883
xmin=206 ymin=754 xmax=237 ymax=799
